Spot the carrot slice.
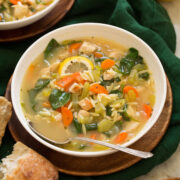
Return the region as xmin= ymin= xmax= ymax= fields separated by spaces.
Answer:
xmin=90 ymin=133 xmax=97 ymax=145
xmin=10 ymin=0 xmax=19 ymax=5
xmin=123 ymin=85 xmax=139 ymax=97
xmin=42 ymin=101 xmax=51 ymax=108
xmin=73 ymin=72 xmax=86 ymax=84
xmin=69 ymin=43 xmax=82 ymax=53
xmin=61 ymin=107 xmax=73 ymax=127
xmin=90 ymin=133 xmax=97 ymax=140
xmin=143 ymin=104 xmax=152 ymax=118
xmin=55 ymin=75 xmax=75 ymax=90
xmin=94 ymin=52 xmax=103 ymax=58
xmin=90 ymin=84 xmax=108 ymax=94
xmin=101 ymin=59 xmax=115 ymax=70
xmin=114 ymin=132 xmax=128 ymax=144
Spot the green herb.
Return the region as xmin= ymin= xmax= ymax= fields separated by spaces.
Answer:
xmin=94 ymin=56 xmax=107 ymax=63
xmin=44 ymin=39 xmax=60 ymax=59
xmin=110 ymin=84 xmax=124 ymax=98
xmin=100 ymin=78 xmax=114 ymax=86
xmin=30 ymin=7 xmax=36 ymax=12
xmin=0 ymin=5 xmax=6 ymax=12
xmin=79 ymin=144 xmax=88 ymax=150
xmin=85 ymin=123 xmax=97 ymax=131
xmin=119 ymin=104 xmax=131 ymax=121
xmin=138 ymin=72 xmax=150 ymax=80
xmin=119 ymin=48 xmax=144 ymax=75
xmin=114 ymin=77 xmax=121 ymax=82
xmin=49 ymin=89 xmax=70 ymax=109
xmin=103 ymin=131 xmax=111 ymax=137
xmin=61 ymin=40 xmax=82 ymax=46
xmin=110 ymin=90 xmax=123 ymax=98
xmin=106 ymin=105 xmax=112 ymax=116
xmin=73 ymin=118 xmax=82 ymax=133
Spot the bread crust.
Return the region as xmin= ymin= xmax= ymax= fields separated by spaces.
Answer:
xmin=0 ymin=97 xmax=12 ymax=145
xmin=2 ymin=142 xmax=58 ymax=180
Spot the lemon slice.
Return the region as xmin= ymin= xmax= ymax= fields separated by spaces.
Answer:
xmin=58 ymin=56 xmax=94 ymax=75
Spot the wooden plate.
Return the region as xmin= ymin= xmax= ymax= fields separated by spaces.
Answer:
xmin=5 ymin=78 xmax=172 ymax=176
xmin=0 ymin=0 xmax=74 ymax=42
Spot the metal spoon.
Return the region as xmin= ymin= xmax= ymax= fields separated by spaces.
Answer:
xmin=28 ymin=123 xmax=153 ymax=159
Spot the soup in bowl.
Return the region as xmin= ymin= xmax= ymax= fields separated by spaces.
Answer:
xmin=0 ymin=0 xmax=59 ymax=30
xmin=11 ymin=23 xmax=167 ymax=157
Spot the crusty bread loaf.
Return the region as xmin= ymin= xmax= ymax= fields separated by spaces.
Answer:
xmin=0 ymin=96 xmax=12 ymax=145
xmin=0 ymin=142 xmax=59 ymax=180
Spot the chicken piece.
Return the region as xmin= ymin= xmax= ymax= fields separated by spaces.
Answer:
xmin=78 ymin=98 xmax=93 ymax=111
xmin=69 ymin=83 xmax=82 ymax=93
xmin=107 ymin=50 xmax=122 ymax=59
xmin=79 ymin=41 xmax=99 ymax=55
xmin=78 ymin=110 xmax=90 ymax=119
xmin=13 ymin=4 xmax=29 ymax=19
xmin=0 ymin=0 xmax=3 ymax=4
xmin=123 ymin=121 xmax=139 ymax=132
xmin=40 ymin=61 xmax=60 ymax=78
xmin=58 ymin=50 xmax=70 ymax=60
xmin=103 ymin=69 xmax=116 ymax=80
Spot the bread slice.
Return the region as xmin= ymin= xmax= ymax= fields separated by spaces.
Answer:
xmin=0 ymin=142 xmax=59 ymax=180
xmin=0 ymin=97 xmax=12 ymax=145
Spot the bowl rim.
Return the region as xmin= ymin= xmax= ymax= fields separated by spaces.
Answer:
xmin=0 ymin=0 xmax=59 ymax=26
xmin=11 ymin=23 xmax=167 ymax=157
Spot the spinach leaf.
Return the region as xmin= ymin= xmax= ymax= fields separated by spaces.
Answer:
xmin=138 ymin=72 xmax=150 ymax=80
xmin=110 ymin=90 xmax=123 ymax=98
xmin=44 ymin=39 xmax=60 ymax=59
xmin=120 ymin=111 xmax=131 ymax=121
xmin=85 ymin=123 xmax=97 ymax=131
xmin=114 ymin=77 xmax=121 ymax=82
xmin=120 ymin=104 xmax=131 ymax=121
xmin=106 ymin=105 xmax=112 ymax=116
xmin=100 ymin=78 xmax=114 ymax=86
xmin=73 ymin=118 xmax=82 ymax=133
xmin=28 ymin=79 xmax=50 ymax=105
xmin=0 ymin=5 xmax=6 ymax=12
xmin=49 ymin=89 xmax=70 ymax=110
xmin=119 ymin=48 xmax=144 ymax=75
xmin=73 ymin=118 xmax=97 ymax=132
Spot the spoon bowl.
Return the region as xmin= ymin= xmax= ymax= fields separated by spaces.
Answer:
xmin=28 ymin=122 xmax=153 ymax=159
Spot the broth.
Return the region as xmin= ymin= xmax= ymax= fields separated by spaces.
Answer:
xmin=21 ymin=37 xmax=155 ymax=152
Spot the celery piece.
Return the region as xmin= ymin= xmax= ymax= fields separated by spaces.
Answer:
xmin=125 ymin=89 xmax=136 ymax=102
xmin=72 ymin=93 xmax=79 ymax=111
xmin=92 ymin=69 xmax=100 ymax=82
xmin=80 ymin=82 xmax=90 ymax=100
xmin=95 ymin=103 xmax=105 ymax=115
xmin=98 ymin=119 xmax=114 ymax=133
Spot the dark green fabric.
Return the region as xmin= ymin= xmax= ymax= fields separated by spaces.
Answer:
xmin=1 ymin=0 xmax=180 ymax=179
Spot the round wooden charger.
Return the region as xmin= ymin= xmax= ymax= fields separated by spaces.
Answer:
xmin=5 ymin=78 xmax=172 ymax=176
xmin=0 ymin=0 xmax=74 ymax=42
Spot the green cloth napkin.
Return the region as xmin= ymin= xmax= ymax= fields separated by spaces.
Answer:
xmin=1 ymin=0 xmax=180 ymax=179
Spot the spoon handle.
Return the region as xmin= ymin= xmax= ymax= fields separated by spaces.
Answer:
xmin=71 ymin=137 xmax=153 ymax=159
